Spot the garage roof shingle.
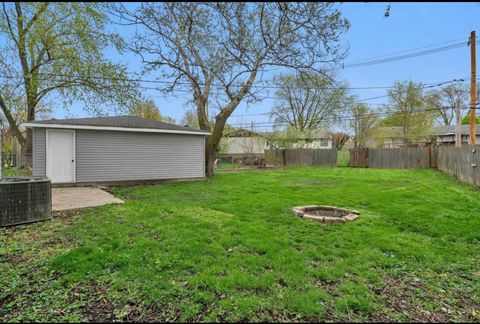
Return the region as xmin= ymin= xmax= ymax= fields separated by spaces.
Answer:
xmin=24 ymin=115 xmax=210 ymax=134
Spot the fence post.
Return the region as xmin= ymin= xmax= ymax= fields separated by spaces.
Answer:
xmin=471 ymin=146 xmax=476 ymax=184
xmin=428 ymin=145 xmax=432 ymax=169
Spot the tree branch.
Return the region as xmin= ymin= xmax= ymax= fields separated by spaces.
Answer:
xmin=0 ymin=94 xmax=26 ymax=145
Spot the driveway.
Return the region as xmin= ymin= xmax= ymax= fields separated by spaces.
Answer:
xmin=52 ymin=187 xmax=124 ymax=211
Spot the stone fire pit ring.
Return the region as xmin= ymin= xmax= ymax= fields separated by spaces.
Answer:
xmin=292 ymin=205 xmax=360 ymax=224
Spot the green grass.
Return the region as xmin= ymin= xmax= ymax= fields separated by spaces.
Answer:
xmin=215 ymin=162 xmax=252 ymax=170
xmin=2 ymin=167 xmax=32 ymax=177
xmin=337 ymin=150 xmax=350 ymax=167
xmin=1 ymin=168 xmax=480 ymax=322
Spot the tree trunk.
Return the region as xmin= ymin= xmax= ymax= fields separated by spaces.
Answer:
xmin=22 ymin=128 xmax=33 ymax=154
xmin=205 ymin=122 xmax=225 ymax=177
xmin=18 ymin=100 xmax=36 ymax=156
xmin=204 ymin=112 xmax=231 ymax=177
xmin=205 ymin=139 xmax=216 ymax=177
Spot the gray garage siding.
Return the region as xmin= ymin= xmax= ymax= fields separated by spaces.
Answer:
xmin=75 ymin=130 xmax=205 ymax=183
xmin=33 ymin=128 xmax=46 ymax=176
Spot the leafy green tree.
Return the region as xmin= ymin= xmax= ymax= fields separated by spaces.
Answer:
xmin=383 ymin=81 xmax=434 ymax=142
xmin=0 ymin=3 xmax=137 ymax=154
xmin=129 ymin=99 xmax=175 ymax=123
xmin=268 ymin=126 xmax=303 ymax=149
xmin=180 ymin=109 xmax=199 ymax=128
xmin=461 ymin=112 xmax=480 ymax=125
xmin=129 ymin=100 xmax=161 ymax=121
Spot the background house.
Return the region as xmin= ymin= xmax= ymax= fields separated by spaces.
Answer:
xmin=366 ymin=127 xmax=407 ymax=148
xmin=23 ymin=116 xmax=210 ymax=184
xmin=220 ymin=128 xmax=267 ymax=158
xmin=366 ymin=127 xmax=434 ymax=148
xmin=267 ymin=129 xmax=333 ymax=149
xmin=432 ymin=125 xmax=480 ymax=145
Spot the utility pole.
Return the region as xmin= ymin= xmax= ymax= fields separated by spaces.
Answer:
xmin=469 ymin=31 xmax=476 ymax=145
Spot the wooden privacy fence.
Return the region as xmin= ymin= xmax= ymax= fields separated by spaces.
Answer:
xmin=369 ymin=147 xmax=435 ymax=169
xmin=437 ymin=145 xmax=480 ymax=187
xmin=349 ymin=148 xmax=369 ymax=167
xmin=265 ymin=149 xmax=337 ymax=167
xmin=265 ymin=146 xmax=480 ymax=187
xmin=349 ymin=147 xmax=437 ymax=169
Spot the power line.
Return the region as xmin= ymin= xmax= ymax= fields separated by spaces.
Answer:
xmin=343 ymin=42 xmax=467 ymax=69
xmin=230 ymin=100 xmax=472 ymax=119
xmin=345 ymin=37 xmax=468 ymax=65
xmin=142 ymin=78 xmax=462 ymax=102
xmin=0 ymin=71 xmax=469 ymax=92
xmin=228 ymin=105 xmax=471 ymax=128
xmin=354 ymin=79 xmax=463 ymax=102
xmin=0 ymin=74 xmax=463 ymax=105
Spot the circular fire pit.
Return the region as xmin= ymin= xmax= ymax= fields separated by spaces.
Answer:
xmin=292 ymin=205 xmax=360 ymax=224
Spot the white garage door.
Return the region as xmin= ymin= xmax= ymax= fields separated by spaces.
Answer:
xmin=46 ymin=130 xmax=75 ymax=184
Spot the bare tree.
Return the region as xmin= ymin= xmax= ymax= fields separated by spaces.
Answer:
xmin=236 ymin=129 xmax=265 ymax=165
xmin=271 ymin=73 xmax=352 ymax=131
xmin=425 ymin=83 xmax=469 ymax=126
xmin=0 ymin=3 xmax=137 ymax=154
xmin=426 ymin=83 xmax=470 ymax=147
xmin=332 ymin=132 xmax=350 ymax=150
xmin=350 ymin=103 xmax=378 ymax=148
xmin=111 ymin=2 xmax=349 ymax=176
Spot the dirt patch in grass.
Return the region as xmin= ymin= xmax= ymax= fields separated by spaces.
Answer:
xmin=314 ymin=278 xmax=338 ymax=292
xmin=0 ymin=269 xmax=62 ymax=321
xmin=254 ymin=308 xmax=313 ymax=322
xmin=69 ymin=281 xmax=116 ymax=322
xmin=52 ymin=208 xmax=96 ymax=223
xmin=131 ymin=304 xmax=186 ymax=322
xmin=69 ymin=280 xmax=188 ymax=322
xmin=372 ymin=275 xmax=479 ymax=322
xmin=373 ymin=275 xmax=448 ymax=322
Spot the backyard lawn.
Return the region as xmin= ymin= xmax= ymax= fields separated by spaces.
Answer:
xmin=1 ymin=167 xmax=32 ymax=177
xmin=337 ymin=150 xmax=350 ymax=167
xmin=1 ymin=167 xmax=480 ymax=322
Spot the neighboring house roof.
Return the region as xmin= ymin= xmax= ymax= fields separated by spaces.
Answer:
xmin=431 ymin=125 xmax=480 ymax=136
xmin=373 ymin=125 xmax=480 ymax=138
xmin=267 ymin=129 xmax=332 ymax=139
xmin=22 ymin=116 xmax=210 ymax=136
xmin=224 ymin=128 xmax=264 ymax=138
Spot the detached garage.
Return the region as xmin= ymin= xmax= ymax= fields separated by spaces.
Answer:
xmin=22 ymin=116 xmax=209 ymax=185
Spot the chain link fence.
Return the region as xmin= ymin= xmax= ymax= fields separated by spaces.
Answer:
xmin=215 ymin=154 xmax=266 ymax=171
xmin=2 ymin=153 xmax=32 ymax=168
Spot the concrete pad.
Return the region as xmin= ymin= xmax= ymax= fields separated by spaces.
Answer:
xmin=52 ymin=187 xmax=124 ymax=211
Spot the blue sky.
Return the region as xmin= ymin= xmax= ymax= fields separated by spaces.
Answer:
xmin=61 ymin=2 xmax=480 ymax=130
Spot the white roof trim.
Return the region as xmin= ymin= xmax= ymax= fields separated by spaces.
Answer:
xmin=21 ymin=122 xmax=211 ymax=136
